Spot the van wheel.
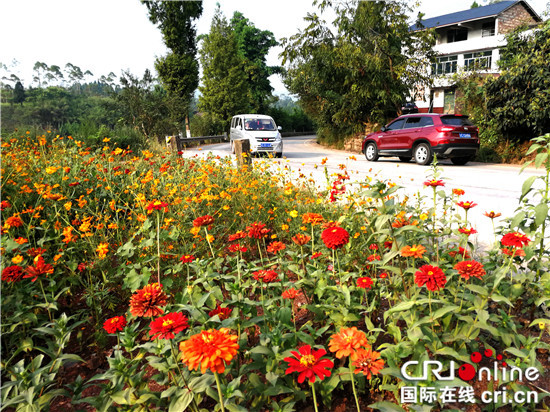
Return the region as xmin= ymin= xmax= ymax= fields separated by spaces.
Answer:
xmin=414 ymin=143 xmax=432 ymax=165
xmin=364 ymin=142 xmax=379 ymax=161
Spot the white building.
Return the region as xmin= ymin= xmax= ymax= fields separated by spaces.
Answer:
xmin=411 ymin=0 xmax=541 ymax=113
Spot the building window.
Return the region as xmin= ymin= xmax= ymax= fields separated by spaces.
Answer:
xmin=464 ymin=51 xmax=493 ymax=70
xmin=482 ymin=21 xmax=495 ymax=37
xmin=447 ymin=28 xmax=468 ymax=43
xmin=432 ymin=55 xmax=458 ymax=75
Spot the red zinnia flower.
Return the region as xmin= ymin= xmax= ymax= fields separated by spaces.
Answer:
xmin=457 ymin=201 xmax=477 ymax=210
xmin=284 ymin=345 xmax=334 ymax=383
xmin=321 ymin=226 xmax=349 ymax=250
xmin=458 ymin=227 xmax=477 ymax=236
xmin=193 ymin=215 xmax=214 ymax=227
xmin=103 ymin=316 xmax=127 ymax=334
xmin=414 ymin=265 xmax=446 ymax=291
xmin=367 ymin=254 xmax=381 ymax=262
xmin=146 ymin=200 xmax=168 ymax=212
xmin=180 ymin=254 xmax=195 ymax=263
xmin=454 ymin=260 xmax=486 ymax=280
xmin=424 ymin=179 xmax=444 ymax=187
xmin=2 ymin=265 xmax=23 ymax=282
xmin=209 ymin=305 xmax=233 ymax=320
xmin=246 ymin=222 xmax=270 ymax=239
xmin=282 ymin=288 xmax=303 ymax=299
xmin=252 ymin=270 xmax=279 ymax=283
xmin=310 ymin=252 xmax=322 ymax=260
xmin=369 ymin=244 xmax=378 ymax=250
xmin=502 ymin=247 xmax=526 ymax=257
xmin=129 ymin=283 xmax=168 ymax=317
xmin=357 ymin=276 xmax=373 ymax=289
xmin=228 ymin=231 xmax=246 ymax=241
xmin=379 ymin=272 xmax=388 ymax=279
xmin=448 ymin=247 xmax=471 ymax=259
xmin=149 ymin=312 xmax=188 ymax=339
xmin=23 ymin=257 xmax=53 ymax=282
xmin=0 ymin=200 xmax=11 ymax=211
xmin=501 ymin=232 xmax=530 ymax=248
xmin=227 ymin=243 xmax=247 ymax=253
xmin=267 ymin=241 xmax=286 ymax=254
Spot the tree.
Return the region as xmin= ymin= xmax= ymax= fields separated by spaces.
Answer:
xmin=281 ymin=0 xmax=435 ymax=142
xmin=198 ymin=6 xmax=250 ymax=132
xmin=143 ymin=0 xmax=203 ymax=132
xmin=116 ymin=69 xmax=171 ymax=139
xmin=230 ymin=12 xmax=280 ymax=113
xmin=486 ymin=21 xmax=550 ymax=141
xmin=13 ymin=81 xmax=25 ymax=106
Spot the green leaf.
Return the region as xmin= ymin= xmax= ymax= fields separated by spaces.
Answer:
xmin=534 ymin=203 xmax=549 ymax=227
xmin=504 ymin=347 xmax=528 ymax=358
xmin=169 ymin=389 xmax=193 ymax=412
xmin=431 ymin=305 xmax=459 ymax=321
xmin=535 ymin=152 xmax=548 ymax=168
xmin=520 ymin=176 xmax=537 ymax=201
xmin=368 ymin=401 xmax=407 ymax=412
xmin=465 ymin=284 xmax=488 ymax=297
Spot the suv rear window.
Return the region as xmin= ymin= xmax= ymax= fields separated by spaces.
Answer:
xmin=441 ymin=116 xmax=474 ymax=126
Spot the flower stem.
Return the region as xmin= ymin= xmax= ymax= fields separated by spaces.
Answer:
xmin=156 ymin=213 xmax=161 ymax=284
xmin=349 ymin=358 xmax=361 ymax=412
xmin=310 ymin=381 xmax=319 ymax=412
xmin=214 ymin=372 xmax=225 ymax=412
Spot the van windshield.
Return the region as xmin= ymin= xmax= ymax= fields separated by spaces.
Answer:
xmin=244 ymin=118 xmax=276 ymax=131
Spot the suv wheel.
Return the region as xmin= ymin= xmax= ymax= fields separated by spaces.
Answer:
xmin=364 ymin=142 xmax=379 ymax=162
xmin=451 ymin=156 xmax=471 ymax=165
xmin=414 ymin=143 xmax=432 ymax=165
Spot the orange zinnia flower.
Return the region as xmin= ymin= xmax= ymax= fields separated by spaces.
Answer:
xmin=483 ymin=211 xmax=501 ymax=219
xmin=4 ymin=216 xmax=24 ymax=228
xmin=179 ymin=328 xmax=239 ymax=374
xmin=96 ymin=242 xmax=109 ymax=259
xmin=282 ymin=288 xmax=303 ymax=299
xmin=400 ymin=244 xmax=427 ymax=259
xmin=129 ymin=283 xmax=167 ymax=318
xmin=267 ymin=241 xmax=286 ymax=254
xmin=328 ymin=327 xmax=370 ymax=359
xmin=351 ymin=347 xmax=385 ymax=379
xmin=22 ymin=257 xmax=53 ymax=282
xmin=246 ymin=222 xmax=271 ymax=239
xmin=292 ymin=233 xmax=311 ymax=246
xmin=302 ymin=213 xmax=324 ymax=225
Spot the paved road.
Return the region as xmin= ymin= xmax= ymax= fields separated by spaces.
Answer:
xmin=182 ymin=135 xmax=546 ymax=251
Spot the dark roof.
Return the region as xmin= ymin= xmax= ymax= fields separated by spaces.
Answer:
xmin=410 ymin=0 xmax=540 ymax=31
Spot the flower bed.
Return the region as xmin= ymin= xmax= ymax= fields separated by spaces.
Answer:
xmin=1 ymin=131 xmax=549 ymax=411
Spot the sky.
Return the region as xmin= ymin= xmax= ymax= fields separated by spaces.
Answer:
xmin=1 ymin=0 xmax=548 ymax=95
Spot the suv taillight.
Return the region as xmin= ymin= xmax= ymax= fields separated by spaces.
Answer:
xmin=436 ymin=126 xmax=455 ymax=133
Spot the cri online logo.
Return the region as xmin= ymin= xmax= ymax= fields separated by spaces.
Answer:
xmin=401 ymin=349 xmax=540 ymax=383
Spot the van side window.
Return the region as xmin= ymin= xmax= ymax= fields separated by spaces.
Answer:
xmin=403 ymin=117 xmax=422 ymax=129
xmin=419 ymin=117 xmax=434 ymax=127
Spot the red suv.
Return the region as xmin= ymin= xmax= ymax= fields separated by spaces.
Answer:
xmin=362 ymin=114 xmax=479 ymax=165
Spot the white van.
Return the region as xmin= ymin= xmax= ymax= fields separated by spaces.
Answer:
xmin=230 ymin=114 xmax=283 ymax=158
